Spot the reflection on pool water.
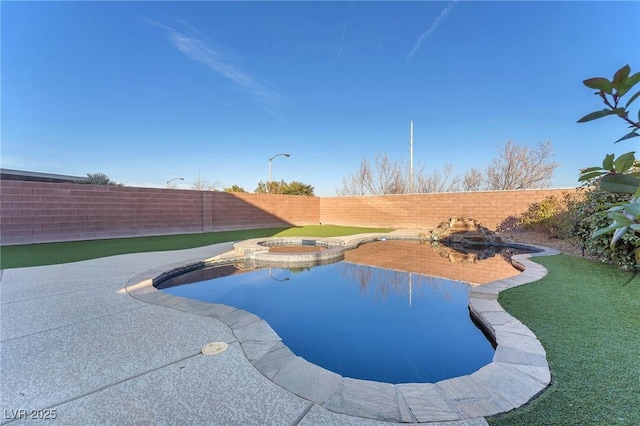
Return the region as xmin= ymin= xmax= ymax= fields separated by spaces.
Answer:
xmin=158 ymin=256 xmax=502 ymax=384
xmin=344 ymin=240 xmax=524 ymax=285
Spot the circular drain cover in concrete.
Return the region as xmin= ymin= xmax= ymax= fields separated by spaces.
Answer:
xmin=201 ymin=342 xmax=228 ymax=355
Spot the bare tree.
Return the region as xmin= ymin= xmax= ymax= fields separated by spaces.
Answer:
xmin=485 ymin=140 xmax=558 ymax=190
xmin=337 ymin=159 xmax=373 ymax=196
xmin=338 ymin=141 xmax=558 ymax=196
xmin=415 ymin=163 xmax=461 ymax=193
xmin=338 ymin=154 xmax=465 ymax=195
xmin=462 ymin=167 xmax=485 ymax=191
xmin=191 ymin=173 xmax=220 ymax=191
xmin=337 ymin=153 xmax=409 ymax=195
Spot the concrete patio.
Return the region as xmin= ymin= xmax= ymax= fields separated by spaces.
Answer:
xmin=1 ymin=235 xmax=557 ymax=425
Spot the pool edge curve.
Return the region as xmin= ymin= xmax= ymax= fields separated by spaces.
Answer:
xmin=125 ymin=233 xmax=558 ymax=424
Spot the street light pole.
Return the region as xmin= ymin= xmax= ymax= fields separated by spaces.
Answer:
xmin=166 ymin=177 xmax=184 ymax=188
xmin=268 ymin=153 xmax=290 ymax=182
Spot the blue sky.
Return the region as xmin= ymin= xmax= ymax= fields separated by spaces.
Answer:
xmin=2 ymin=1 xmax=639 ymax=196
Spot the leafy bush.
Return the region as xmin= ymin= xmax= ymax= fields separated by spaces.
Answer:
xmin=505 ymin=189 xmax=639 ymax=270
xmin=574 ymin=189 xmax=639 ymax=270
xmin=577 ymin=64 xmax=640 ymax=266
xmin=85 ymin=172 xmax=123 ymax=186
xmin=223 ymin=185 xmax=246 ymax=193
xmin=507 ymin=192 xmax=583 ymax=240
xmin=520 ymin=195 xmax=564 ymax=237
xmin=255 ymin=180 xmax=315 ymax=196
xmin=495 ymin=215 xmax=521 ymax=233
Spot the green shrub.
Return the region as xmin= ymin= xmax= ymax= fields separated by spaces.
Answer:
xmin=573 ymin=189 xmax=639 ymax=270
xmin=516 ymin=192 xmax=582 ymax=240
xmin=510 ymin=189 xmax=639 ymax=270
xmin=495 ymin=215 xmax=521 ymax=233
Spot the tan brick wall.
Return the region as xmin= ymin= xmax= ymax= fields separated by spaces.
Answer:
xmin=0 ymin=180 xmax=319 ymax=245
xmin=320 ymin=189 xmax=577 ymax=230
xmin=0 ymin=179 xmax=575 ymax=245
xmin=210 ymin=192 xmax=320 ymax=231
xmin=1 ymin=181 xmax=203 ymax=245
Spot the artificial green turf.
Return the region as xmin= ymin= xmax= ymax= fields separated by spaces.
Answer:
xmin=487 ymin=255 xmax=640 ymax=426
xmin=0 ymin=225 xmax=393 ymax=269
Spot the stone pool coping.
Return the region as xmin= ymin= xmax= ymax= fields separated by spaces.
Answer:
xmin=126 ymin=233 xmax=558 ymax=423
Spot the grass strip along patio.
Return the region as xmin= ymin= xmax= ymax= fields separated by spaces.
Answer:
xmin=0 ymin=225 xmax=393 ymax=269
xmin=488 ymin=255 xmax=639 ymax=425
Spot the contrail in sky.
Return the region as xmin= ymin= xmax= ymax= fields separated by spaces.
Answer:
xmin=406 ymin=1 xmax=457 ymax=62
xmin=149 ymin=19 xmax=281 ymax=115
xmin=337 ymin=2 xmax=354 ymax=62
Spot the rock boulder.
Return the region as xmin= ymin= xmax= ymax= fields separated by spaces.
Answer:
xmin=424 ymin=217 xmax=504 ymax=245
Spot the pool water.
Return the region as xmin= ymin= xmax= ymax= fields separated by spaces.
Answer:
xmin=159 ymin=260 xmax=496 ymax=384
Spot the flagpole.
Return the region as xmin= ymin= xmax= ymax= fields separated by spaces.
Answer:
xmin=409 ymin=120 xmax=414 ymax=193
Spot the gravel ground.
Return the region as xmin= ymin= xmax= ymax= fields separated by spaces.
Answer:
xmin=503 ymin=229 xmax=584 ymax=257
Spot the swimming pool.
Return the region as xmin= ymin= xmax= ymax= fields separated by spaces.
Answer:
xmin=131 ymin=234 xmax=554 ymax=422
xmin=157 ymin=240 xmax=527 ymax=384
